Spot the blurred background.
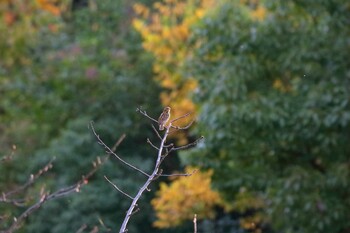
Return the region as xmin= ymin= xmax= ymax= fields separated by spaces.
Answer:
xmin=0 ymin=0 xmax=349 ymax=232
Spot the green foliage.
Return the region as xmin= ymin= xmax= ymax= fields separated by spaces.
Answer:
xmin=183 ymin=0 xmax=350 ymax=232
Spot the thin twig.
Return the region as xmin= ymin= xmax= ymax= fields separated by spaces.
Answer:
xmin=170 ymin=111 xmax=192 ymax=124
xmin=104 ymin=176 xmax=134 ymax=200
xmin=147 ymin=138 xmax=159 ymax=150
xmin=0 ymin=197 xmax=25 ymax=207
xmin=153 ymin=169 xmax=163 ymax=181
xmin=90 ymin=121 xmax=150 ymax=177
xmin=151 ymin=124 xmax=162 ymax=140
xmin=130 ymin=208 xmax=140 ymax=216
xmin=1 ymin=157 xmax=55 ymax=201
xmin=160 ymin=169 xmax=198 ymax=177
xmin=164 ymin=143 xmax=174 ymax=148
xmin=112 ymin=134 xmax=126 ymax=152
xmin=3 ymin=156 xmax=104 ymax=233
xmin=170 ymin=136 xmax=204 ymax=152
xmin=136 ymin=107 xmax=158 ymax=123
xmin=169 ymin=120 xmax=195 ymax=135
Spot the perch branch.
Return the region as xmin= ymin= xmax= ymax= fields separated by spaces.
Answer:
xmin=118 ymin=123 xmax=172 ymax=233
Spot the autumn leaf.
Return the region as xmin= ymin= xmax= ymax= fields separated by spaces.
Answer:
xmin=151 ymin=166 xmax=223 ymax=228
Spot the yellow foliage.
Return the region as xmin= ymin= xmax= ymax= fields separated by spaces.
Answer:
xmin=232 ymin=187 xmax=268 ymax=233
xmin=151 ymin=166 xmax=223 ymax=228
xmin=240 ymin=0 xmax=267 ymax=21
xmin=36 ymin=0 xmax=61 ymax=16
xmin=251 ymin=5 xmax=266 ymax=21
xmin=273 ymin=77 xmax=292 ymax=93
xmin=133 ymin=0 xmax=216 ymax=127
xmin=240 ymin=213 xmax=265 ymax=233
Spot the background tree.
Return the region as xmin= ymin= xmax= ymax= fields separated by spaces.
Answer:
xmin=182 ymin=0 xmax=350 ymax=232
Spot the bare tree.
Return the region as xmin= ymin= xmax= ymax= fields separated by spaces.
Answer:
xmin=91 ymin=107 xmax=203 ymax=233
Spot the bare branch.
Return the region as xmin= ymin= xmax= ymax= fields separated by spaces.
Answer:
xmin=152 ymin=169 xmax=163 ymax=181
xmin=170 ymin=111 xmax=192 ymax=124
xmin=164 ymin=143 xmax=174 ymax=148
xmin=90 ymin=121 xmax=150 ymax=178
xmin=151 ymin=124 xmax=162 ymax=140
xmin=170 ymin=119 xmax=195 ymax=132
xmin=3 ymin=156 xmax=104 ymax=233
xmin=0 ymin=197 xmax=25 ymax=207
xmin=1 ymin=157 xmax=55 ymax=202
xmin=118 ymin=124 xmax=171 ymax=233
xmin=136 ymin=107 xmax=158 ymax=123
xmin=130 ymin=208 xmax=140 ymax=216
xmin=112 ymin=134 xmax=126 ymax=152
xmin=147 ymin=138 xmax=159 ymax=150
xmin=104 ymin=176 xmax=134 ymax=200
xmin=160 ymin=169 xmax=198 ymax=177
xmin=170 ymin=136 xmax=204 ymax=152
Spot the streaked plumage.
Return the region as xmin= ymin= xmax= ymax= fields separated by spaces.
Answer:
xmin=158 ymin=107 xmax=171 ymax=130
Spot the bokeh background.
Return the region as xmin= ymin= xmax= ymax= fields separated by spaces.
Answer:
xmin=0 ymin=0 xmax=349 ymax=233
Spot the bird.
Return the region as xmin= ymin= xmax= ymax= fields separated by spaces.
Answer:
xmin=158 ymin=107 xmax=171 ymax=130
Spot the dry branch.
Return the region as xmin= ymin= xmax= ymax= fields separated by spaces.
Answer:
xmin=1 ymin=155 xmax=107 ymax=233
xmin=1 ymin=158 xmax=55 ymax=203
xmin=136 ymin=107 xmax=158 ymax=123
xmin=1 ymin=133 xmax=125 ymax=233
xmin=90 ymin=121 xmax=150 ymax=177
xmin=104 ymin=176 xmax=134 ymax=200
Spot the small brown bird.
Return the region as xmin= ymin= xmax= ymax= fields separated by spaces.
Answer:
xmin=158 ymin=107 xmax=171 ymax=130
